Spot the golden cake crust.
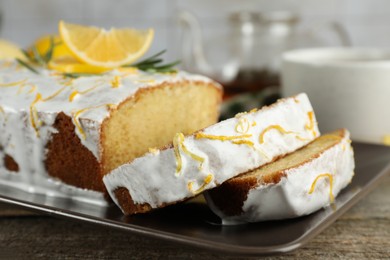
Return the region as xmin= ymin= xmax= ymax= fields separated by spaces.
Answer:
xmin=114 ymin=187 xmax=152 ymax=214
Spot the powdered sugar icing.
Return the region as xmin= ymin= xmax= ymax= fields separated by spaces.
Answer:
xmin=104 ymin=93 xmax=320 ymax=213
xmin=0 ymin=59 xmax=215 ymax=203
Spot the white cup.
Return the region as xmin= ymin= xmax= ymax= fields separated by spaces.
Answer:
xmin=282 ymin=47 xmax=390 ymax=144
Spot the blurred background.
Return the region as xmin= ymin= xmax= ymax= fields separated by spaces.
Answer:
xmin=1 ymin=0 xmax=390 ymax=116
xmin=2 ymin=0 xmax=389 ymax=58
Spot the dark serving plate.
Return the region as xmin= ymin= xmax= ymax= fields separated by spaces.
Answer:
xmin=0 ymin=142 xmax=389 ymax=256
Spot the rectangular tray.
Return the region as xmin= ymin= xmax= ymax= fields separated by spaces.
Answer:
xmin=0 ymin=142 xmax=389 ymax=256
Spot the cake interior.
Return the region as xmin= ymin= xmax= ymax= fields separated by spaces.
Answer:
xmin=101 ymin=82 xmax=221 ymax=175
xmin=239 ymin=129 xmax=345 ymax=182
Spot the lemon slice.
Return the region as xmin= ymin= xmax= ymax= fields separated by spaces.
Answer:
xmin=0 ymin=39 xmax=25 ymax=60
xmin=48 ymin=56 xmax=111 ymax=73
xmin=59 ymin=21 xmax=154 ymax=68
xmin=30 ymin=35 xmax=73 ymax=58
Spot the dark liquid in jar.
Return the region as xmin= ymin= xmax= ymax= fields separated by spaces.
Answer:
xmin=221 ymin=69 xmax=279 ymax=100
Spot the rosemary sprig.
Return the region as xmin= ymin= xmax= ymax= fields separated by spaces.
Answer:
xmin=27 ymin=37 xmax=60 ymax=65
xmin=16 ymin=58 xmax=39 ymax=74
xmin=21 ymin=49 xmax=31 ymax=60
xmin=16 ymin=43 xmax=179 ymax=77
xmin=63 ymin=72 xmax=100 ymax=78
xmin=17 ymin=36 xmax=61 ymax=74
xmin=31 ymin=46 xmax=46 ymax=66
xmin=131 ymin=50 xmax=166 ymax=66
xmin=43 ymin=36 xmax=56 ymax=62
xmin=124 ymin=50 xmax=180 ymax=73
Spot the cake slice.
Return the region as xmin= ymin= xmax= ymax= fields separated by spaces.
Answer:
xmin=205 ymin=129 xmax=355 ymax=224
xmin=103 ymin=93 xmax=320 ymax=214
xmin=0 ymin=60 xmax=221 ymax=204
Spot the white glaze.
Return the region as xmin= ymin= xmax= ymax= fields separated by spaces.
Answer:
xmin=103 ymin=93 xmax=320 ymax=213
xmin=206 ymin=129 xmax=355 ymax=224
xmin=0 ymin=59 xmax=217 ymax=201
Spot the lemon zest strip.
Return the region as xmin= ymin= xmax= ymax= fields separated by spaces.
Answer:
xmin=173 ymin=133 xmax=183 ymax=175
xmin=294 ymin=135 xmax=312 ymax=142
xmin=29 ymin=85 xmax=70 ymax=137
xmin=173 ymin=133 xmax=205 ymax=175
xmin=111 ymin=75 xmax=122 ymax=88
xmin=29 ymin=93 xmax=42 ymax=137
xmin=305 ymin=111 xmax=317 ymax=137
xmin=41 ymin=86 xmax=69 ymax=102
xmin=196 ymin=132 xmax=272 ymax=159
xmin=72 ymin=104 xmax=114 ymax=140
xmin=231 ymin=139 xmax=254 ymax=147
xmin=179 ymin=135 xmax=205 ymax=170
xmin=308 ymin=173 xmax=334 ymax=203
xmin=259 ymin=125 xmax=296 ymax=144
xmin=69 ymin=91 xmax=79 ymax=102
xmin=28 ymin=85 xmax=37 ymax=94
xmin=69 ymin=83 xmax=101 ymax=102
xmin=0 ymin=79 xmax=27 ymax=87
xmin=195 ymin=133 xmax=252 ymax=141
xmin=188 ymin=174 xmax=213 ymax=195
xmin=235 ymin=118 xmax=250 ymax=134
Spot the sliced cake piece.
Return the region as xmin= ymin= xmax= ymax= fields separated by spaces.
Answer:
xmin=103 ymin=93 xmax=320 ymax=215
xmin=0 ymin=60 xmax=221 ymax=204
xmin=205 ymin=129 xmax=355 ymax=224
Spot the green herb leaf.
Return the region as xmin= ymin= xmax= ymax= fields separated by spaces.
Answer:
xmin=43 ymin=36 xmax=55 ymax=63
xmin=31 ymin=46 xmax=46 ymax=66
xmin=21 ymin=49 xmax=31 ymax=60
xmin=133 ymin=50 xmax=166 ymax=65
xmin=16 ymin=58 xmax=40 ymax=74
xmin=63 ymin=72 xmax=101 ymax=78
xmin=123 ymin=50 xmax=180 ymax=73
xmin=153 ymin=60 xmax=180 ymax=70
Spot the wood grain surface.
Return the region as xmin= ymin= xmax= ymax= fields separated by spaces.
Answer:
xmin=0 ymin=174 xmax=388 ymax=259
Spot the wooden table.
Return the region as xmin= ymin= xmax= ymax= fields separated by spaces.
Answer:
xmin=0 ymin=173 xmax=389 ymax=259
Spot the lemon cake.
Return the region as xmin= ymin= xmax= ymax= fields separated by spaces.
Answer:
xmin=205 ymin=129 xmax=355 ymax=224
xmin=103 ymin=93 xmax=320 ymax=214
xmin=0 ymin=60 xmax=222 ymax=204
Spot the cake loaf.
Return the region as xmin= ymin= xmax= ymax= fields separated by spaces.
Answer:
xmin=0 ymin=60 xmax=222 ymax=204
xmin=205 ymin=129 xmax=355 ymax=224
xmin=103 ymin=93 xmax=320 ymax=214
